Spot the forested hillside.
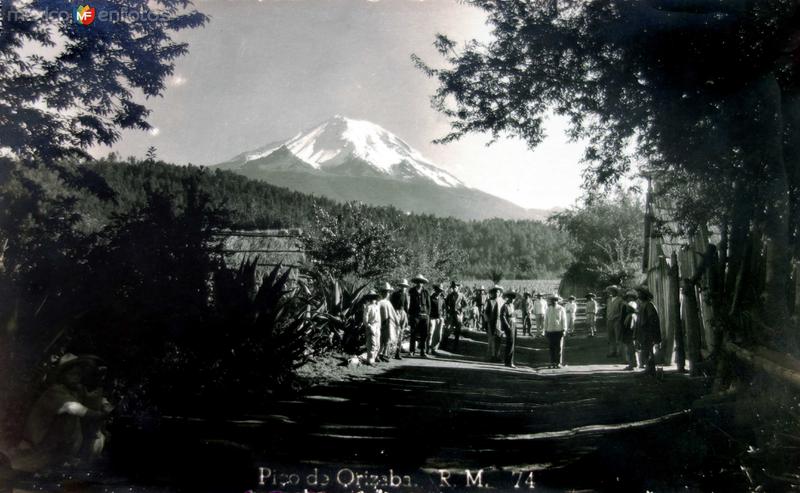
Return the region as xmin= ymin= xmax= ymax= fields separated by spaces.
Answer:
xmin=88 ymin=157 xmax=572 ymax=278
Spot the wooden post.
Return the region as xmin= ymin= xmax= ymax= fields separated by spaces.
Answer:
xmin=682 ymin=277 xmax=703 ymax=375
xmin=670 ymin=252 xmax=685 ymax=372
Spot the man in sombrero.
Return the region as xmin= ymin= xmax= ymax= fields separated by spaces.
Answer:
xmin=362 ymin=289 xmax=381 ymax=365
xmin=635 ymin=285 xmax=662 ymax=376
xmin=585 ymin=293 xmax=598 ymax=337
xmin=445 ymin=280 xmax=467 ymax=350
xmin=474 ymin=285 xmax=488 ymax=332
xmin=484 ymin=285 xmax=505 ymax=362
xmin=408 ymin=274 xmax=432 ymax=357
xmin=390 ymin=279 xmax=410 ymax=357
xmin=377 ymin=282 xmax=398 ymax=362
xmin=532 ymin=293 xmax=547 ymax=337
xmin=15 ymin=354 xmax=112 ymax=471
xmin=542 ymin=295 xmax=567 ymax=368
xmin=428 ymin=283 xmax=446 ymax=355
xmin=501 ymin=290 xmax=518 ymax=367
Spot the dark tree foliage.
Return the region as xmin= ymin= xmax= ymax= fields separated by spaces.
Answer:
xmin=0 ymin=0 xmax=207 ymax=161
xmin=415 ymin=0 xmax=800 ymax=348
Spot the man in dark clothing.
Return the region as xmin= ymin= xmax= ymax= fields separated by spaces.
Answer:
xmin=484 ymin=286 xmax=504 ymax=362
xmin=621 ymin=290 xmax=638 ymax=371
xmin=408 ymin=274 xmax=431 ymax=357
xmin=521 ymin=292 xmax=533 ymax=336
xmin=501 ymin=291 xmax=517 ymax=367
xmin=474 ymin=286 xmax=488 ymax=332
xmin=445 ymin=281 xmax=466 ymax=350
xmin=428 ymin=283 xmax=445 ymax=355
xmin=635 ymin=285 xmax=662 ymax=376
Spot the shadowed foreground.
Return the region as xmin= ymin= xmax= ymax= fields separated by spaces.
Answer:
xmin=10 ymin=331 xmax=746 ymax=493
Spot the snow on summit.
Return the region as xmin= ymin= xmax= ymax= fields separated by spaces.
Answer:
xmin=241 ymin=115 xmax=465 ymax=188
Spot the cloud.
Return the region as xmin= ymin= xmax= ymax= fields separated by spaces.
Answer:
xmin=167 ymin=74 xmax=187 ymax=87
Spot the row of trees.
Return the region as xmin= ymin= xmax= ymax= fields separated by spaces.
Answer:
xmin=90 ymin=156 xmax=574 ymax=279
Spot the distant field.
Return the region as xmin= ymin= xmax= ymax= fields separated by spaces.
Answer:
xmin=461 ymin=279 xmax=561 ymax=295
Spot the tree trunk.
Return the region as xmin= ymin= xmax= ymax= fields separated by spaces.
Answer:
xmin=670 ymin=252 xmax=685 ymax=371
xmin=682 ymin=277 xmax=703 ymax=375
xmin=745 ymin=76 xmax=792 ymax=340
xmin=724 ymin=181 xmax=750 ymax=314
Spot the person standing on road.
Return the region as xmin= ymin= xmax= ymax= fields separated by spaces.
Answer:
xmin=484 ymin=286 xmax=505 ymax=362
xmin=532 ymin=293 xmax=547 ymax=337
xmin=521 ymin=292 xmax=533 ymax=336
xmin=377 ymin=282 xmax=398 ymax=363
xmin=605 ymin=285 xmax=625 ymax=358
xmin=362 ymin=290 xmax=381 ymax=365
xmin=565 ymin=296 xmax=577 ymax=336
xmin=635 ymin=285 xmax=662 ymax=376
xmin=501 ymin=291 xmax=517 ymax=367
xmin=445 ymin=281 xmax=466 ymax=350
xmin=428 ymin=283 xmax=445 ymax=355
xmin=390 ymin=279 xmax=410 ymax=359
xmin=408 ymin=274 xmax=432 ymax=358
xmin=620 ymin=290 xmax=638 ymax=371
xmin=474 ymin=286 xmax=488 ymax=332
xmin=542 ymin=295 xmax=567 ymax=368
xmin=585 ymin=293 xmax=598 ymax=337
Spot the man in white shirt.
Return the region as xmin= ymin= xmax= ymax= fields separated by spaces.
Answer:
xmin=564 ymin=296 xmax=577 ymax=336
xmin=532 ymin=293 xmax=547 ymax=337
xmin=377 ymin=283 xmax=398 ymax=362
xmin=542 ymin=295 xmax=567 ymax=368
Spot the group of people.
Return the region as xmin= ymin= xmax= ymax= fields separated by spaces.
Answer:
xmin=360 ymin=274 xmax=467 ymax=365
xmin=361 ymin=276 xmax=663 ymax=376
xmin=359 ymin=275 xmax=581 ymax=369
xmin=603 ymin=284 xmax=663 ymax=375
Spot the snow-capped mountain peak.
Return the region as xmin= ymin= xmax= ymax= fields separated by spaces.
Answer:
xmin=231 ymin=115 xmax=465 ymax=188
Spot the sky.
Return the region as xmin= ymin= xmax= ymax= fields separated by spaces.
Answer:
xmin=100 ymin=0 xmax=586 ymax=210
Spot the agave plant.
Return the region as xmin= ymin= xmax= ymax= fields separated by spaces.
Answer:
xmin=308 ymin=271 xmax=369 ymax=354
xmin=181 ymin=261 xmax=334 ymax=404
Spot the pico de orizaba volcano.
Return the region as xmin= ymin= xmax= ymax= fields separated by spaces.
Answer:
xmin=214 ymin=115 xmax=553 ymax=222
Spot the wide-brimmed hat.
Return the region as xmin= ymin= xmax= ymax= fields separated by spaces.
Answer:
xmin=363 ymin=289 xmax=380 ymax=300
xmin=432 ymin=283 xmax=443 ymax=292
xmin=523 ymin=291 xmax=531 ymax=297
xmin=568 ymin=295 xmax=576 ymax=301
xmin=450 ymin=280 xmax=461 ymax=288
xmin=378 ymin=282 xmax=392 ymax=292
xmin=635 ymin=285 xmax=654 ymax=300
xmin=490 ymin=285 xmax=504 ymax=294
xmin=411 ymin=274 xmax=428 ymax=284
xmin=606 ymin=285 xmax=621 ymax=294
xmin=53 ymin=353 xmax=103 ymax=378
xmin=396 ymin=279 xmax=410 ymax=288
xmin=504 ymin=290 xmax=518 ymax=300
xmin=536 ymin=293 xmax=543 ymax=298
xmin=624 ymin=289 xmax=638 ymax=300
xmin=548 ymin=294 xmax=561 ymax=302
xmin=586 ymin=292 xmax=596 ymax=298
xmin=478 ymin=285 xmax=486 ymax=291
